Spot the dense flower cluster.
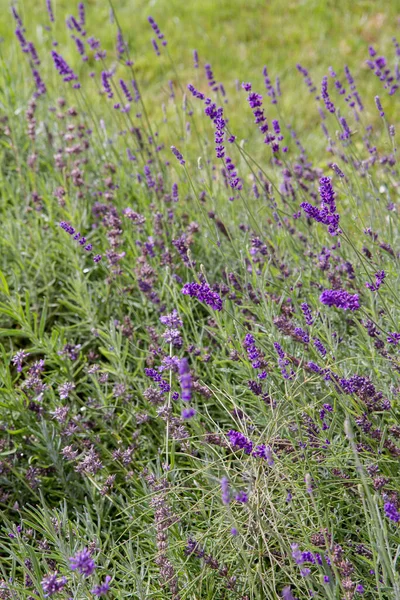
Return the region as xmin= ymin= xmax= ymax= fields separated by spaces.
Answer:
xmin=181 ymin=281 xmax=223 ymax=311
xmin=319 ymin=289 xmax=360 ymax=311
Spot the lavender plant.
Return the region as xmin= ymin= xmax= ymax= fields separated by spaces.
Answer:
xmin=0 ymin=2 xmax=399 ymax=599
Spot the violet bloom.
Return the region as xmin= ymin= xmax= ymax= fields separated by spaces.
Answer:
xmin=281 ymin=586 xmax=297 ymax=600
xmin=387 ymin=332 xmax=400 ymax=345
xmin=300 ymin=176 xmax=340 ymax=235
xmin=301 ymin=303 xmax=313 ymax=325
xmin=221 ymin=477 xmax=230 ymax=505
xmin=294 ymin=327 xmax=309 ymax=343
xmin=313 ymin=338 xmax=327 ymax=357
xmin=320 ymin=289 xmax=360 ymax=311
xmin=182 ymin=407 xmax=196 ymax=419
xmin=193 ymin=49 xmax=199 ymax=68
xmin=78 ymin=2 xmax=85 ymax=26
xmin=296 ymin=64 xmax=317 ymax=95
xmin=384 ymin=502 xmax=400 ymax=523
xmin=170 ymin=145 xmax=185 ymax=165
xmin=178 ymin=358 xmax=192 ymax=402
xmin=46 ymin=0 xmax=55 ymax=23
xmin=116 ymin=29 xmax=126 ymax=57
xmin=151 ymin=39 xmax=160 ymax=56
xmin=227 ymin=430 xmax=253 ymax=454
xmin=148 ymin=16 xmax=167 ymax=46
xmin=205 ymin=63 xmax=218 ymax=91
xmin=12 ymin=350 xmax=29 ymax=372
xmin=91 ymin=575 xmax=111 ymax=597
xmin=375 ymin=96 xmax=385 ymax=117
xmin=181 ymin=282 xmax=223 ymax=311
xmin=321 ymin=76 xmax=335 ymax=113
xmin=51 ymin=51 xmax=80 ymax=87
xmin=41 ymin=573 xmax=67 ymax=597
xmin=253 ymin=444 xmax=274 ymax=465
xmin=120 ymin=79 xmax=132 ymax=102
xmin=160 ymin=309 xmax=183 ymax=328
xmin=365 ymin=270 xmax=385 ymax=291
xmin=235 ymin=491 xmax=248 ymax=503
xmin=69 ymin=548 xmax=96 ymax=577
xmin=101 ymin=71 xmax=113 ymax=98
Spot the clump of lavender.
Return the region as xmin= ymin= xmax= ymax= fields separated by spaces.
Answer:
xmin=181 ymin=281 xmax=223 ymax=311
xmin=319 ymin=289 xmax=360 ymax=311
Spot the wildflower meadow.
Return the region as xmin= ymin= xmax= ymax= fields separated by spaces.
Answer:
xmin=1 ymin=1 xmax=400 ymax=598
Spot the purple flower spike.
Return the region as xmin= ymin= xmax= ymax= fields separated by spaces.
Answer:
xmin=170 ymin=145 xmax=185 ymax=165
xmin=46 ymin=0 xmax=55 ymax=23
xmin=228 ymin=430 xmax=253 ymax=454
xmin=178 ymin=358 xmax=192 ymax=402
xmin=51 ymin=50 xmax=80 ymax=87
xmin=41 ymin=573 xmax=67 ymax=597
xmin=221 ymin=477 xmax=230 ymax=505
xmin=181 ymin=282 xmax=223 ymax=311
xmin=69 ymin=547 xmax=96 ymax=577
xmin=320 ymin=289 xmax=360 ymax=311
xmin=91 ymin=575 xmax=111 ymax=597
xmin=384 ymin=502 xmax=400 ymax=523
xmin=375 ymin=95 xmax=385 ymax=117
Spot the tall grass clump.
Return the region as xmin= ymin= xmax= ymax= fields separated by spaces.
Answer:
xmin=0 ymin=1 xmax=400 ymax=599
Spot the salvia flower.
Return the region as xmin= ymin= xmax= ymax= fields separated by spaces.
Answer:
xmin=170 ymin=145 xmax=185 ymax=165
xmin=46 ymin=0 xmax=55 ymax=23
xmin=320 ymin=289 xmax=360 ymax=311
xmin=193 ymin=49 xmax=199 ymax=68
xmin=181 ymin=282 xmax=223 ymax=311
xmin=69 ymin=548 xmax=96 ymax=576
xmin=41 ymin=573 xmax=67 ymax=597
xmin=91 ymin=575 xmax=111 ymax=597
